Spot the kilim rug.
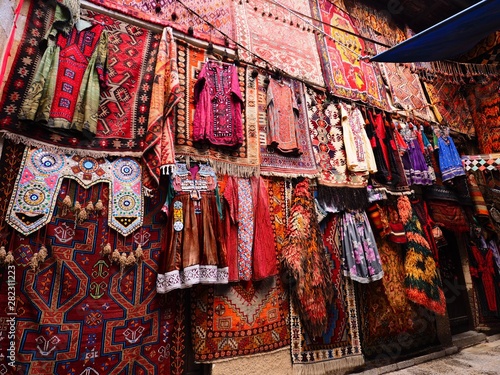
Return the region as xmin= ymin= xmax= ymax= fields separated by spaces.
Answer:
xmin=465 ymin=80 xmax=500 ymax=153
xmin=309 ymin=0 xmax=390 ymax=110
xmin=256 ymin=75 xmax=319 ymax=178
xmin=86 ymin=0 xmax=236 ymax=47
xmin=190 ymin=177 xmax=290 ymax=362
xmin=233 ymin=0 xmax=324 ymax=87
xmin=423 ymin=79 xmax=475 ymax=136
xmin=357 ymin=237 xmax=439 ymax=362
xmin=0 ymin=2 xmax=159 ymax=158
xmin=0 ymin=181 xmax=187 ymax=374
xmin=173 ymin=40 xmax=260 ymax=177
xmin=290 ymin=214 xmax=364 ymax=374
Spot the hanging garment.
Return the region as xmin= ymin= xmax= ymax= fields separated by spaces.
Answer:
xmin=398 ymin=126 xmax=434 ymax=186
xmin=341 ymin=210 xmax=384 ymax=283
xmin=266 ymin=78 xmax=302 ymax=155
xmin=437 ymin=132 xmax=466 ymax=182
xmin=340 ymin=103 xmax=377 ymax=174
xmin=469 ymin=244 xmax=497 ymax=312
xmin=222 ymin=175 xmax=278 ymax=282
xmin=6 ymin=147 xmax=143 ymax=237
xmin=193 ymin=60 xmax=243 ymax=147
xmin=156 ymin=162 xmax=228 ymax=293
xmin=142 ymin=27 xmax=182 ymax=190
xmin=19 ymin=22 xmax=107 ymax=139
xmin=398 ymin=195 xmax=446 ymax=315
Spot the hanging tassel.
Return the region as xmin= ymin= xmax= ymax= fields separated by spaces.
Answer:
xmin=111 ymin=249 xmax=121 ymax=264
xmin=95 ymin=199 xmax=104 ymax=214
xmin=29 ymin=254 xmax=39 ymax=272
xmin=135 ymin=244 xmax=144 ymax=262
xmin=119 ymin=252 xmax=128 ymax=274
xmin=0 ymin=246 xmax=6 ymax=263
xmin=37 ymin=245 xmax=48 ymax=262
xmin=77 ymin=208 xmax=88 ymax=224
xmin=126 ymin=252 xmax=137 ymax=267
xmin=62 ymin=195 xmax=72 ymax=216
xmin=101 ymin=243 xmax=112 ymax=257
xmin=5 ymin=251 xmax=14 ymax=265
xmin=86 ymin=201 xmax=95 ymax=213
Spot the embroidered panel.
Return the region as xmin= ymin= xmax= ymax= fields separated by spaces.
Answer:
xmin=7 ymin=148 xmax=143 ymax=237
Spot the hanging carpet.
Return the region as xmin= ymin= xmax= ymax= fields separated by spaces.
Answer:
xmin=190 ymin=177 xmax=291 ymax=361
xmin=173 ymin=40 xmax=260 ymax=177
xmin=86 ymin=0 xmax=236 ymax=47
xmin=424 ymin=79 xmax=475 ymax=136
xmin=0 ymin=182 xmax=187 ymax=374
xmin=357 ymin=237 xmax=439 ymax=361
xmin=256 ymin=75 xmax=318 ymax=178
xmin=0 ymin=3 xmax=159 ymax=158
xmin=290 ymin=214 xmax=364 ymax=373
xmin=465 ymin=80 xmax=500 ymax=153
xmin=233 ymin=0 xmax=324 ymax=87
xmin=309 ymin=0 xmax=389 ymax=110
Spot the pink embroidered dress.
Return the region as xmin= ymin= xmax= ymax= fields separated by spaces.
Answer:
xmin=193 ymin=61 xmax=243 ymax=147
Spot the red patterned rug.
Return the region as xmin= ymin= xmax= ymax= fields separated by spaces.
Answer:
xmin=0 ymin=179 xmax=187 ymax=373
xmin=309 ymin=0 xmax=389 ymax=110
xmin=190 ymin=177 xmax=290 ymax=362
xmin=86 ymin=0 xmax=235 ymax=47
xmin=173 ymin=40 xmax=260 ymax=177
xmin=234 ymin=0 xmax=324 ymax=87
xmin=424 ymin=79 xmax=475 ymax=136
xmin=466 ymin=80 xmax=500 ymax=153
xmin=0 ymin=2 xmax=159 ymax=158
xmin=290 ymin=214 xmax=364 ymax=372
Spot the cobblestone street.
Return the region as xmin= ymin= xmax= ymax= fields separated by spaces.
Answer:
xmin=361 ymin=335 xmax=500 ymax=375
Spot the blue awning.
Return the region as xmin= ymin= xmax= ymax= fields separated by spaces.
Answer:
xmin=371 ymin=0 xmax=500 ymax=62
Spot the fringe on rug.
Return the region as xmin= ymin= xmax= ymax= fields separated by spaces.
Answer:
xmin=316 ymin=185 xmax=369 ymax=211
xmin=176 ymin=154 xmax=260 ymax=178
xmin=2 ymin=131 xmax=144 ymax=158
xmin=293 ymin=355 xmax=365 ymax=375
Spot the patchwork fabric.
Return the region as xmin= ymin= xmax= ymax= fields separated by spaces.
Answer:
xmin=1 ymin=186 xmax=187 ymax=374
xmin=234 ymin=0 xmax=324 ymax=87
xmin=7 ymin=148 xmax=143 ymax=237
xmin=191 ymin=277 xmax=290 ymax=362
xmin=310 ymin=0 xmax=389 ymax=109
xmin=257 ymin=75 xmax=318 ymax=178
xmin=463 ymin=154 xmax=500 ymax=172
xmin=290 ymin=214 xmax=364 ymax=372
xmin=0 ymin=3 xmax=159 ymax=157
xmin=86 ymin=0 xmax=236 ymax=46
xmin=174 ymin=41 xmax=260 ymax=177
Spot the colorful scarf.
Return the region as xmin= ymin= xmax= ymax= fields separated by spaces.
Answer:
xmin=398 ymin=196 xmax=446 ymax=315
xmin=280 ymin=179 xmax=333 ymax=337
